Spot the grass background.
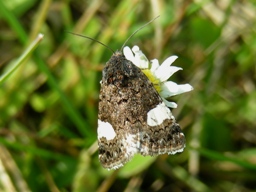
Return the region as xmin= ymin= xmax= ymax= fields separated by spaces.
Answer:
xmin=0 ymin=0 xmax=256 ymax=191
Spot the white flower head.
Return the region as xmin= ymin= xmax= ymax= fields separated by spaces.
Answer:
xmin=123 ymin=46 xmax=193 ymax=108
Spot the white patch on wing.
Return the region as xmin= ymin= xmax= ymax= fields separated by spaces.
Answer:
xmin=109 ymin=164 xmax=124 ymax=171
xmin=147 ymin=102 xmax=173 ymax=126
xmin=126 ymin=134 xmax=140 ymax=154
xmin=168 ymin=147 xmax=185 ymax=155
xmin=105 ymin=133 xmax=139 ymax=170
xmin=97 ymin=120 xmax=116 ymax=140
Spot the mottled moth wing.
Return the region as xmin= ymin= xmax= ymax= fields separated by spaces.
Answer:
xmin=98 ymin=51 xmax=185 ymax=170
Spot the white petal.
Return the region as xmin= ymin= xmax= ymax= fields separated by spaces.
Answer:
xmin=150 ymin=59 xmax=160 ymax=73
xmin=160 ymin=81 xmax=179 ymax=98
xmin=154 ymin=65 xmax=182 ymax=82
xmin=162 ymin=98 xmax=178 ymax=108
xmin=179 ymin=83 xmax=194 ymax=93
xmin=160 ymin=81 xmax=193 ymax=98
xmin=153 ymin=55 xmax=180 ymax=81
xmin=132 ymin=45 xmax=139 ymax=52
xmin=123 ymin=46 xmax=135 ymax=63
xmin=132 ymin=46 xmax=149 ymax=68
xmin=161 ymin=55 xmax=178 ymax=67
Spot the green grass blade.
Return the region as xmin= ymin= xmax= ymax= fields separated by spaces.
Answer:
xmin=0 ymin=34 xmax=44 ymax=85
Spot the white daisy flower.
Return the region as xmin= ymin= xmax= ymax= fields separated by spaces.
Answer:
xmin=123 ymin=45 xmax=193 ymax=108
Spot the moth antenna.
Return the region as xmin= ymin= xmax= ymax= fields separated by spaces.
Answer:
xmin=66 ymin=31 xmax=115 ymax=54
xmin=121 ymin=15 xmax=160 ymax=51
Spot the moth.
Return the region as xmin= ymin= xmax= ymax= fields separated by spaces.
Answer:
xmin=97 ymin=42 xmax=187 ymax=170
xmin=69 ymin=17 xmax=189 ymax=170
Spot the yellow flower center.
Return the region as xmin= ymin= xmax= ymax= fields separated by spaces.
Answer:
xmin=142 ymin=69 xmax=161 ymax=93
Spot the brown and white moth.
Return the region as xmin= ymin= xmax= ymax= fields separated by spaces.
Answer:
xmin=97 ymin=49 xmax=187 ymax=170
xmin=81 ymin=17 xmax=193 ymax=170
